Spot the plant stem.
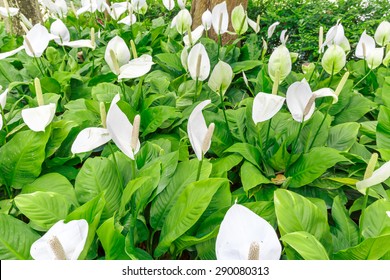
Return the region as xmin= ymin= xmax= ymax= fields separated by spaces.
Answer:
xmin=196 ymin=158 xmax=203 ymax=181
xmin=265 ymin=119 xmax=272 ymax=147
xmin=307 ymin=105 xmax=330 ymax=152
xmin=359 ymin=192 xmax=369 ymax=242
xmin=286 ymin=121 xmax=304 ymax=170
xmin=3 ymin=184 xmax=12 ymax=199
xmin=193 ymin=78 xmax=199 ymax=102
xmin=131 ymin=158 xmax=137 ymax=180
xmin=33 ymin=57 xmax=45 ymax=76
xmin=220 ymin=93 xmax=231 ymax=135
xmin=353 ymin=69 xmax=372 ymax=89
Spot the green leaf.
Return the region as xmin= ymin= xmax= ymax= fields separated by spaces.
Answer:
xmin=331 ymin=196 xmax=359 ymax=250
xmin=377 ymin=106 xmax=390 ymax=161
xmin=46 ymin=120 xmax=78 ymax=157
xmin=91 ymin=82 xmax=120 ymax=103
xmin=0 ymin=129 xmax=50 ymax=189
xmin=327 ymin=122 xmax=360 ymax=152
xmin=281 ymin=231 xmax=329 ymax=260
xmin=119 ymin=177 xmax=152 ymax=218
xmin=240 ymin=161 xmax=271 ymax=192
xmin=0 ymin=214 xmax=39 ymax=260
xmin=14 ymin=192 xmax=71 ymax=231
xmin=154 ymin=53 xmax=184 ymax=76
xmin=361 ymin=199 xmax=390 ymax=239
xmin=224 ymin=143 xmax=261 ymax=169
xmin=274 ymin=189 xmax=332 ymax=252
xmin=140 ymin=106 xmax=181 ymax=136
xmin=75 ymin=157 xmax=122 ymax=219
xmin=22 ymin=173 xmax=78 ymax=207
xmin=97 ymin=217 xmax=130 ymax=260
xmin=210 ymin=154 xmax=243 ymax=177
xmin=66 ymin=194 xmax=106 ymax=260
xmin=231 ymin=60 xmax=262 ymax=73
xmin=286 ymin=147 xmax=347 ymax=188
xmin=155 ymin=178 xmax=229 ymax=257
xmin=333 ymin=234 xmax=390 ymax=260
xmin=40 ymin=77 xmax=61 ymax=94
xmin=150 ymin=159 xmax=212 ymax=230
xmin=333 ymin=94 xmax=377 ymax=125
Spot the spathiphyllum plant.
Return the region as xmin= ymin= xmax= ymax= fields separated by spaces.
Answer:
xmin=2 ymin=0 xmax=390 ymax=263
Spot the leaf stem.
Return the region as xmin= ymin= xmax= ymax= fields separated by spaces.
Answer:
xmin=220 ymin=92 xmax=231 ymax=135
xmin=196 ymin=158 xmax=203 ymax=181
xmin=286 ymin=120 xmax=304 ymax=170
xmin=359 ymin=192 xmax=369 ymax=242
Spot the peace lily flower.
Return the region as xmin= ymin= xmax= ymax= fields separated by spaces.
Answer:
xmin=248 ymin=15 xmax=260 ymax=34
xmin=77 ymin=0 xmax=109 ymax=15
xmin=163 ymin=0 xmax=175 ymax=11
xmin=24 ymin=23 xmax=57 ymax=58
xmin=181 ymin=46 xmax=189 ymax=71
xmin=356 ymin=155 xmax=390 ymax=195
xmin=212 ymin=1 xmax=229 ymax=35
xmin=177 ymin=0 xmax=186 ymax=9
xmin=50 ymin=19 xmax=95 ymax=49
xmin=323 ymin=20 xmax=350 ymax=52
xmin=131 ymin=0 xmax=146 ymax=13
xmin=30 ymin=219 xmax=88 ymax=260
xmin=187 ymin=100 xmax=215 ymax=161
xmin=374 ymin=21 xmax=390 ymax=47
xmin=71 ymin=103 xmax=111 ymax=154
xmin=110 ymin=2 xmax=129 ymax=20
xmin=355 ymin=30 xmax=384 ymax=70
xmin=183 ymin=25 xmax=204 ymax=47
xmin=171 ymin=9 xmax=192 ymax=35
xmin=252 ymin=93 xmax=285 ymax=124
xmin=106 ymin=94 xmax=141 ymax=160
xmin=216 ymin=203 xmax=282 ymax=260
xmin=119 ymin=5 xmax=137 ymax=26
xmin=201 ymin=9 xmax=212 ymax=31
xmin=231 ymin=4 xmax=248 ymax=35
xmin=267 ymin=21 xmax=279 ymax=39
xmin=118 ymin=54 xmax=154 ymax=80
xmin=0 ymin=0 xmax=18 ymax=17
xmin=322 ymin=44 xmax=346 ymax=75
xmin=21 ymin=78 xmax=56 ymax=132
xmin=286 ymin=79 xmax=337 ymax=123
xmin=187 ymin=43 xmax=210 ymax=81
xmin=208 ymin=60 xmax=233 ymax=96
xmin=268 ymin=43 xmax=292 ymax=84
xmin=41 ymin=0 xmax=68 ymax=18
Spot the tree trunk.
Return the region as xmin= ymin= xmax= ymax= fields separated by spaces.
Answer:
xmin=190 ymin=0 xmax=248 ymax=44
xmin=6 ymin=0 xmax=42 ymax=35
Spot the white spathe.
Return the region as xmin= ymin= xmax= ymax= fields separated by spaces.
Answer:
xmin=21 ymin=103 xmax=56 ymax=132
xmin=71 ymin=127 xmax=112 ymax=154
xmin=118 ymin=54 xmax=154 ymax=80
xmin=0 ymin=6 xmax=19 ymax=17
xmin=355 ymin=30 xmax=384 ymax=69
xmin=163 ymin=0 xmax=175 ymax=11
xmin=0 ymin=46 xmax=25 ymax=60
xmin=374 ymin=21 xmax=390 ymax=46
xmin=216 ymin=204 xmax=282 ymax=260
xmin=106 ymin=94 xmax=140 ymax=160
xmin=30 ymin=219 xmax=88 ymax=260
xmin=183 ymin=25 xmax=205 ymax=47
xmin=286 ymin=79 xmax=337 ymax=123
xmin=24 ymin=24 xmax=54 ymax=58
xmin=208 ymin=60 xmax=233 ymax=96
xmin=187 ymin=100 xmax=213 ymax=161
xmin=104 ymin=36 xmax=131 ymax=75
xmin=211 ymin=1 xmax=229 ymax=35
xmin=172 ymin=9 xmax=192 ymax=35
xmin=252 ymin=93 xmax=285 ymax=124
xmin=187 ymin=43 xmax=210 ymax=81
xmin=201 ymin=9 xmax=212 ymax=31
xmin=268 ymin=45 xmax=292 ymax=83
xmin=231 ymin=4 xmax=248 ymax=35
xmin=356 ymin=161 xmax=390 ymax=194
xmin=267 ymin=22 xmax=279 ymax=39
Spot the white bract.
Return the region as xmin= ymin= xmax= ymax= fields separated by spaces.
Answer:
xmin=177 ymin=0 xmax=186 ymax=9
xmin=374 ymin=20 xmax=390 ymax=46
xmin=30 ymin=219 xmax=88 ymax=260
xmin=77 ymin=0 xmax=109 ymax=15
xmin=187 ymin=100 xmax=215 ymax=161
xmin=22 ymin=104 xmax=56 ymax=132
xmin=187 ymin=43 xmax=210 ymax=81
xmin=216 ymin=204 xmax=282 ymax=260
xmin=323 ymin=20 xmax=350 ymax=52
xmin=0 ymin=0 xmax=18 ymax=17
xmin=41 ymin=0 xmax=68 ymax=18
xmin=208 ymin=60 xmax=233 ymax=95
xmin=110 ymin=2 xmax=128 ymax=20
xmin=163 ymin=0 xmax=175 ymax=11
xmin=231 ymin=4 xmax=248 ymax=35
xmin=252 ymin=93 xmax=285 ymax=124
xmin=104 ymin=36 xmax=131 ymax=75
xmin=286 ymin=79 xmax=337 ymax=123
xmin=268 ymin=45 xmax=292 ymax=83
xmin=71 ymin=127 xmax=111 ymax=154
xmin=106 ymin=94 xmax=141 ymax=160
xmin=201 ymin=9 xmax=212 ymax=31
xmin=183 ymin=25 xmax=205 ymax=47
xmin=321 ymin=44 xmax=346 ymax=74
xmin=24 ymin=24 xmax=56 ymax=58
xmin=248 ymin=15 xmax=260 ymax=34
xmin=212 ymin=1 xmax=229 ymax=35
xmin=171 ymin=9 xmax=192 ymax=35
xmin=50 ymin=19 xmax=94 ymax=49
xmin=118 ymin=54 xmax=154 ymax=80
xmin=267 ymin=21 xmax=279 ymax=39
xmin=356 ymin=161 xmax=390 ymax=194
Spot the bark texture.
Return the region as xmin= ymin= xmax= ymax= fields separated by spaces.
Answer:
xmin=190 ymin=0 xmax=248 ymax=44
xmin=6 ymin=0 xmax=42 ymax=35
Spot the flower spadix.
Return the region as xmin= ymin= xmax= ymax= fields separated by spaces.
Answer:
xmin=208 ymin=60 xmax=233 ymax=96
xmin=50 ymin=19 xmax=94 ymax=49
xmin=216 ymin=204 xmax=282 ymax=260
xmin=286 ymin=79 xmax=337 ymax=123
xmin=21 ymin=78 xmax=56 ymax=132
xmin=106 ymin=94 xmax=141 ymax=160
xmin=187 ymin=100 xmax=215 ymax=161
xmin=252 ymin=93 xmax=285 ymax=124
xmin=30 ymin=219 xmax=88 ymax=260
xmin=211 ymin=1 xmax=229 ymax=35
xmin=356 ymin=153 xmax=390 ymax=194
xmin=187 ymin=43 xmax=210 ymax=81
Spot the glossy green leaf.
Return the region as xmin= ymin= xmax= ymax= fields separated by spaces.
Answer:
xmin=361 ymin=199 xmax=390 ymax=239
xmin=327 ymin=122 xmax=360 ymax=152
xmin=240 ymin=161 xmax=271 ymax=192
xmin=281 ymin=231 xmax=329 ymax=260
xmin=224 ymin=142 xmax=261 ymax=169
xmin=377 ymin=106 xmax=390 ymax=161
